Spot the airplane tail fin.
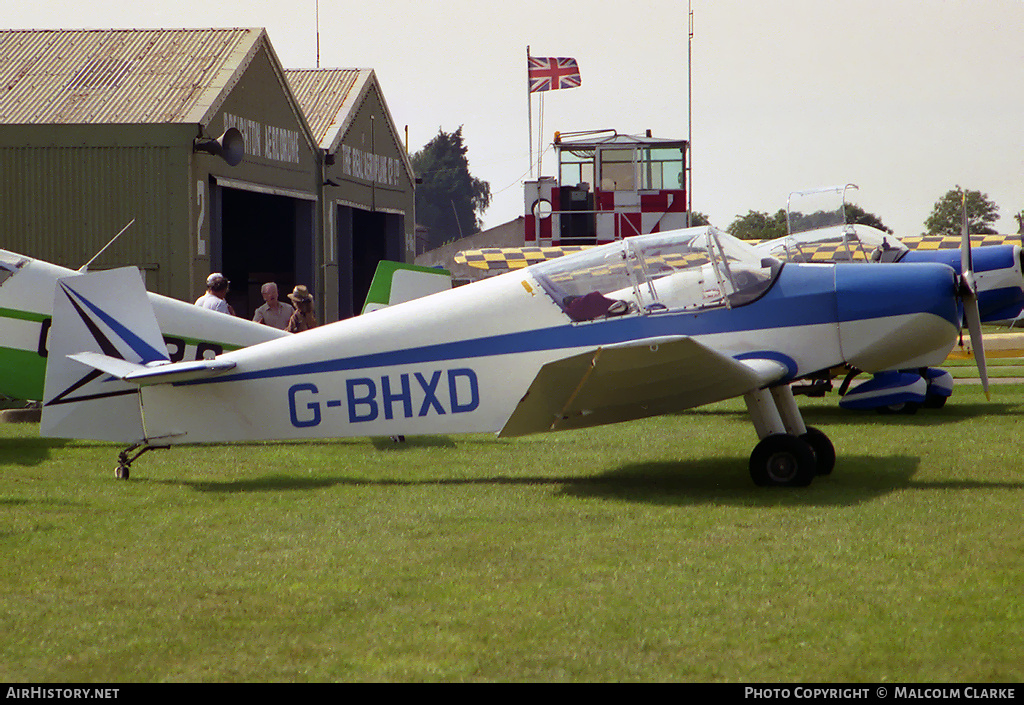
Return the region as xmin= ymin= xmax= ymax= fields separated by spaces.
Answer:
xmin=41 ymin=267 xmax=169 ymax=442
xmin=361 ymin=260 xmax=451 ymax=314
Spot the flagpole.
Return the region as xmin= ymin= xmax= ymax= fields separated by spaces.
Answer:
xmin=687 ymin=0 xmax=694 ymax=226
xmin=537 ymin=93 xmax=544 ymax=177
xmin=527 ymin=46 xmax=533 ymax=179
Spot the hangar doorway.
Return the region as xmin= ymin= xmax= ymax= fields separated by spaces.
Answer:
xmin=336 ymin=205 xmax=405 ymax=319
xmin=215 ymin=184 xmax=315 ymax=321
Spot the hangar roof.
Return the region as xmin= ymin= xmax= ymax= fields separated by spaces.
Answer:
xmin=0 ymin=27 xmax=273 ymax=125
xmin=285 ymin=68 xmax=368 ymax=147
xmin=285 ymin=67 xmax=414 ymax=181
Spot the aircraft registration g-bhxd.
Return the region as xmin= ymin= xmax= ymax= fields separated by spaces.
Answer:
xmin=41 ymin=226 xmax=981 ymax=486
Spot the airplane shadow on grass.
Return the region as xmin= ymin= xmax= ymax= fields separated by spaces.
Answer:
xmin=554 ymin=456 xmax=1012 ymax=507
xmin=0 ymin=436 xmax=70 ymax=468
xmin=554 ymin=456 xmax=931 ymax=507
xmin=688 ymin=401 xmax=1018 ymax=428
xmin=163 ymin=451 xmax=1024 ymax=507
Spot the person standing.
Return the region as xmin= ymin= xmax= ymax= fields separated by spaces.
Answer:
xmin=252 ymin=282 xmax=293 ymax=330
xmin=194 ymin=273 xmax=235 ymax=316
xmin=285 ymin=285 xmax=318 ymax=333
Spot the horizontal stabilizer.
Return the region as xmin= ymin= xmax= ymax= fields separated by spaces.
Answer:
xmin=499 ymin=336 xmax=788 ymax=437
xmin=68 ymin=352 xmax=236 ymax=386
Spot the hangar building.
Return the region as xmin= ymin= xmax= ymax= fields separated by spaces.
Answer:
xmin=0 ymin=28 xmax=414 ymax=322
xmin=286 ymin=68 xmax=415 ymax=320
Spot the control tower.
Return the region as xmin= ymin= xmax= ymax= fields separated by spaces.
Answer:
xmin=524 ymin=129 xmax=689 ymax=246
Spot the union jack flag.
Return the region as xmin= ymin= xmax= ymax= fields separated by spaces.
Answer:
xmin=528 ymin=56 xmax=581 ymax=93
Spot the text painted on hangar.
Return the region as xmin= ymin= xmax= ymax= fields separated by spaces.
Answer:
xmin=340 ymin=143 xmax=402 ymax=187
xmin=224 ymin=113 xmax=301 ymax=164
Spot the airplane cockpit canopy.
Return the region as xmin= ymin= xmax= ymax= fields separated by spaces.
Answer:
xmin=758 ymin=224 xmax=908 ymax=264
xmin=529 ymin=226 xmax=782 ymax=322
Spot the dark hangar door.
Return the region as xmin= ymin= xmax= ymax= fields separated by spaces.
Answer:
xmin=337 ymin=205 xmax=404 ymax=319
xmin=219 ymin=186 xmax=314 ymax=321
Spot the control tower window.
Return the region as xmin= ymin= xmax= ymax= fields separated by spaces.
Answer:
xmin=638 ymin=147 xmax=686 ymax=190
xmin=560 ymin=149 xmax=594 ymax=190
xmin=599 ymin=149 xmax=636 ymax=191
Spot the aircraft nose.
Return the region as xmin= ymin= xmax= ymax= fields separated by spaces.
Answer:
xmin=834 ymin=262 xmax=960 ymax=372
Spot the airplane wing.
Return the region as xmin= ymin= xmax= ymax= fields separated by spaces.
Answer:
xmin=499 ymin=336 xmax=788 ymax=437
xmin=453 ymin=245 xmax=591 ymax=272
xmin=901 ymin=234 xmax=1023 ymax=250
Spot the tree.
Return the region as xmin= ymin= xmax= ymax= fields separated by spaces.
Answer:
xmin=690 ymin=211 xmax=710 ymax=226
xmin=924 ymin=187 xmax=999 ymax=236
xmin=844 ymin=204 xmax=892 ymax=234
xmin=726 ymin=209 xmax=788 ymax=241
xmin=411 ymin=127 xmax=491 ymax=249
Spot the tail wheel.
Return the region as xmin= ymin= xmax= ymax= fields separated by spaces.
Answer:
xmin=749 ymin=434 xmax=816 ymax=487
xmin=800 ymin=426 xmax=835 ymax=476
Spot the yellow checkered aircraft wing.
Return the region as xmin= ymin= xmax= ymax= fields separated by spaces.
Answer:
xmin=901 ymin=234 xmax=1023 ymax=250
xmin=454 ymin=246 xmax=591 ymax=271
xmin=453 ymin=246 xmax=713 ymax=272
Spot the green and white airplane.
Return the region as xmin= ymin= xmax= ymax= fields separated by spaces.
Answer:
xmin=2 ymin=250 xmax=448 ymax=406
xmin=1 ymin=248 xmax=287 ymax=406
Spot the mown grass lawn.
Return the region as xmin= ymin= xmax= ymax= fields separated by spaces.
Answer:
xmin=1 ymin=384 xmax=1022 ymax=682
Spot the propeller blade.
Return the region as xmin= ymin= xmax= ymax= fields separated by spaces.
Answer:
xmin=960 ymin=191 xmax=972 ymax=277
xmin=962 ymin=289 xmax=990 ymax=400
xmin=957 ymin=191 xmax=988 ymax=398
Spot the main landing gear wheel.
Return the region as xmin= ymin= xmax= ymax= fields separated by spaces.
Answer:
xmin=749 ymin=434 xmax=817 ymax=487
xmin=800 ymin=426 xmax=835 ymax=476
xmin=875 ymin=401 xmax=918 ymax=415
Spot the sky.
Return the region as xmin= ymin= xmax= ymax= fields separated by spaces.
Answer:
xmin=6 ymin=0 xmax=1024 ymax=237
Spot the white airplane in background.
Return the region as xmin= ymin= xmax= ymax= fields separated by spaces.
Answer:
xmin=0 ymin=248 xmax=287 ymax=432
xmin=39 ymin=225 xmax=986 ymax=487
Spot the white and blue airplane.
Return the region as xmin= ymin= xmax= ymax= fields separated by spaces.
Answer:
xmin=39 ymin=225 xmax=984 ymax=487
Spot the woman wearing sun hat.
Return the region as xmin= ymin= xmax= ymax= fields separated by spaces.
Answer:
xmin=285 ymin=284 xmax=318 ymax=333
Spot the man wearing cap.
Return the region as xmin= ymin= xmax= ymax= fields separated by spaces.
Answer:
xmin=195 ymin=273 xmax=235 ymax=316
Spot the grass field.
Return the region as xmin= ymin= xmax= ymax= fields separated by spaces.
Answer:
xmin=1 ymin=384 xmax=1022 ymax=682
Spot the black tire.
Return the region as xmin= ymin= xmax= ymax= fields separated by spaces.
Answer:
xmin=875 ymin=401 xmax=918 ymax=415
xmin=749 ymin=434 xmax=816 ymax=487
xmin=922 ymin=393 xmax=948 ymax=409
xmin=800 ymin=426 xmax=836 ymax=476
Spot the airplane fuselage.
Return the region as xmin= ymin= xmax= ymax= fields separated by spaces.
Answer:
xmin=134 ymin=260 xmax=960 ymax=445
